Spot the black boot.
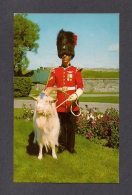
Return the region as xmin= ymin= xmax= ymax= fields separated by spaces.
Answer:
xmin=68 ymin=149 xmax=77 ymax=154
xmin=57 ymin=146 xmax=66 ymax=154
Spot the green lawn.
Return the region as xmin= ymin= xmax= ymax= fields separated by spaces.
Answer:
xmin=14 ymin=95 xmax=119 ymax=104
xmin=79 ymin=96 xmax=119 ymax=103
xmin=23 ymin=69 xmax=119 ymax=79
xmin=14 ymin=109 xmax=119 ymax=183
xmin=82 ymin=70 xmax=119 ymax=78
xmin=83 ymin=92 xmax=119 ymax=94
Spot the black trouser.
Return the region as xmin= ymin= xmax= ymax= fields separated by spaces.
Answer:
xmin=58 ymin=112 xmax=77 ymax=151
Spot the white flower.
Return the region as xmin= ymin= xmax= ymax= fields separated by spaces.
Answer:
xmin=30 ymin=110 xmax=34 ymax=114
xmin=87 ymin=114 xmax=95 ymax=120
xmin=98 ymin=114 xmax=103 ymax=119
xmin=26 ymin=118 xmax=30 ymax=121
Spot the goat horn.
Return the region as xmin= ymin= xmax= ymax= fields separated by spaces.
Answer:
xmin=29 ymin=95 xmax=38 ymax=101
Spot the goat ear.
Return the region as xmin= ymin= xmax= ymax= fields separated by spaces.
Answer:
xmin=29 ymin=95 xmax=38 ymax=101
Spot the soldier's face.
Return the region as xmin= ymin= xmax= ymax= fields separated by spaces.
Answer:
xmin=62 ymin=54 xmax=71 ymax=66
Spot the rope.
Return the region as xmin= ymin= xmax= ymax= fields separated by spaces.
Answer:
xmin=70 ymin=101 xmax=82 ymax=116
xmin=55 ymin=97 xmax=82 ymax=117
xmin=55 ymin=99 xmax=68 ymax=109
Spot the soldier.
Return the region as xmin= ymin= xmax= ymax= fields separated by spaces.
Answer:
xmin=41 ymin=29 xmax=84 ymax=154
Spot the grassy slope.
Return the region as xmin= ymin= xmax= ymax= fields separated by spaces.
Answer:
xmin=79 ymin=96 xmax=119 ymax=103
xmin=23 ymin=69 xmax=119 ymax=79
xmin=14 ymin=109 xmax=119 ymax=183
xmin=82 ymin=70 xmax=119 ymax=78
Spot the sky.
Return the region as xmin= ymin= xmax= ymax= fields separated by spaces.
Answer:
xmin=25 ymin=13 xmax=119 ymax=70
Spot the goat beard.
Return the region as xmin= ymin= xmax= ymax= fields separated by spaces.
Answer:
xmin=36 ymin=116 xmax=47 ymax=130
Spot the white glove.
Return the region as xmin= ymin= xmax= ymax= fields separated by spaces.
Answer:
xmin=68 ymin=93 xmax=77 ymax=102
xmin=68 ymin=88 xmax=83 ymax=102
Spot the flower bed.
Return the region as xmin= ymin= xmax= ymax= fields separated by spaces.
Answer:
xmin=14 ymin=103 xmax=34 ymax=121
xmin=76 ymin=105 xmax=119 ymax=148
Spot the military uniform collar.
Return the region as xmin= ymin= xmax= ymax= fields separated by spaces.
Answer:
xmin=61 ymin=64 xmax=71 ymax=69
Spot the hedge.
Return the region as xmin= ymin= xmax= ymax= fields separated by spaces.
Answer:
xmin=14 ymin=77 xmax=32 ymax=97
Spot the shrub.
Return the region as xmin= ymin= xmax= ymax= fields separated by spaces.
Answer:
xmin=14 ymin=103 xmax=34 ymax=121
xmin=14 ymin=77 xmax=32 ymax=97
xmin=104 ymin=108 xmax=119 ymax=148
xmin=76 ymin=106 xmax=119 ymax=148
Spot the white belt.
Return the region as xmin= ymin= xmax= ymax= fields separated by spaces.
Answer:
xmin=58 ymin=86 xmax=76 ymax=91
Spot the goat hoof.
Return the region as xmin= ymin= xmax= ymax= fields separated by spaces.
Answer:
xmin=38 ymin=155 xmax=42 ymax=160
xmin=53 ymin=155 xmax=57 ymax=159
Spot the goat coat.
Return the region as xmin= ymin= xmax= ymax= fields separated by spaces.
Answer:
xmin=33 ymin=95 xmax=60 ymax=159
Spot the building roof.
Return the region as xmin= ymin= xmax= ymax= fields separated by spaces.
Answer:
xmin=31 ymin=69 xmax=50 ymax=84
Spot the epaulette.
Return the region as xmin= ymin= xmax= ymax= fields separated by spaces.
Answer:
xmin=76 ymin=67 xmax=83 ymax=72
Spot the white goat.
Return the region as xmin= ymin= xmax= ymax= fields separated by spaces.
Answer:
xmin=32 ymin=95 xmax=60 ymax=159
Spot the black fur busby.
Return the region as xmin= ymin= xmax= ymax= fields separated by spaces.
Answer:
xmin=56 ymin=29 xmax=77 ymax=59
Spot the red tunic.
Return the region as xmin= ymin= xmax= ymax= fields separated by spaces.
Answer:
xmin=46 ymin=65 xmax=84 ymax=112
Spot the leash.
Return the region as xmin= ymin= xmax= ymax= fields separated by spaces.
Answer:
xmin=55 ymin=99 xmax=68 ymax=109
xmin=70 ymin=101 xmax=82 ymax=116
xmin=55 ymin=96 xmax=82 ymax=117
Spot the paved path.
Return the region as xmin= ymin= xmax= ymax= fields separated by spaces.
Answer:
xmin=14 ymin=100 xmax=119 ymax=113
xmin=81 ymin=94 xmax=119 ymax=97
xmin=79 ymin=102 xmax=119 ymax=112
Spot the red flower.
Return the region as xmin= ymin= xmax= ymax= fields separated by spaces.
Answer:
xmin=92 ymin=123 xmax=96 ymax=128
xmin=86 ymin=132 xmax=93 ymax=139
xmin=76 ymin=116 xmax=79 ymax=121
xmin=89 ymin=117 xmax=93 ymax=121
xmin=105 ymin=130 xmax=108 ymax=134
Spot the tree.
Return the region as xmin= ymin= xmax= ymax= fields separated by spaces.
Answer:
xmin=14 ymin=14 xmax=40 ymax=75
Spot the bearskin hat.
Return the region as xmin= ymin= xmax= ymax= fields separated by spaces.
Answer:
xmin=56 ymin=29 xmax=77 ymax=59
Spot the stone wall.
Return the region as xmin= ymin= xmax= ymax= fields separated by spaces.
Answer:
xmin=32 ymin=78 xmax=119 ymax=92
xmin=83 ymin=78 xmax=119 ymax=92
